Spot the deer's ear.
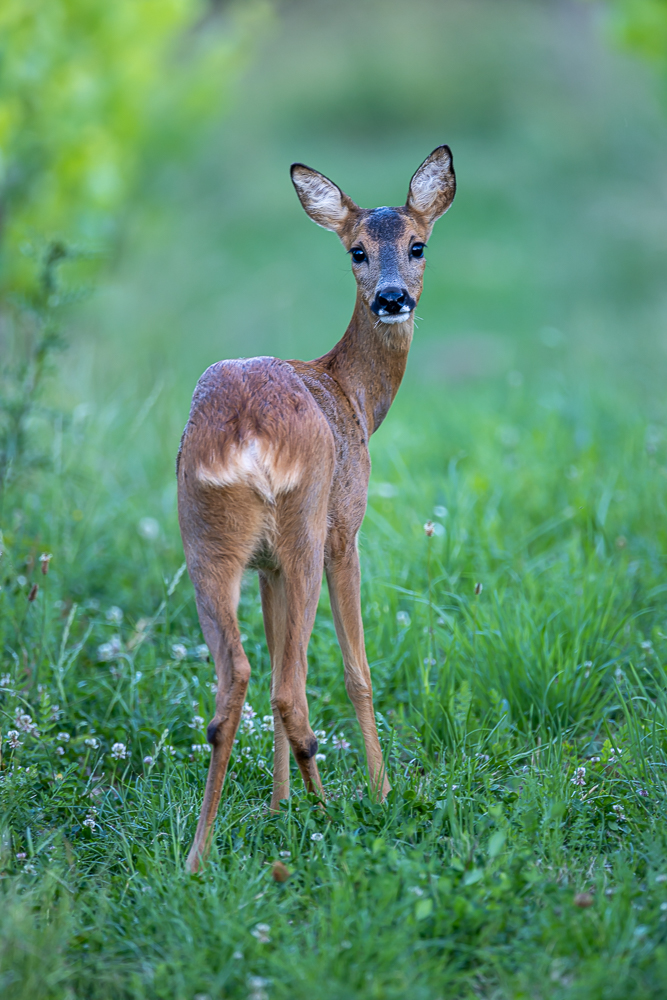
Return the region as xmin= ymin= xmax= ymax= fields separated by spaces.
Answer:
xmin=291 ymin=164 xmax=358 ymax=234
xmin=406 ymin=145 xmax=456 ymax=225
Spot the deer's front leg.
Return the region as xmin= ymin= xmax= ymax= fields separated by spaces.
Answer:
xmin=326 ymin=546 xmax=391 ymax=801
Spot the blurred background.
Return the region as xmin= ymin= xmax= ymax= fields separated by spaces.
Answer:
xmin=2 ymin=0 xmax=667 ymax=602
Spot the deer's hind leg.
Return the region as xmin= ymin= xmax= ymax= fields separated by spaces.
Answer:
xmin=269 ymin=491 xmax=331 ymax=798
xmin=180 ymin=485 xmax=266 ymax=873
xmin=258 ymin=569 xmax=291 ymax=811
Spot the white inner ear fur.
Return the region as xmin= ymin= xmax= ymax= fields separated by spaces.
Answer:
xmin=293 ymin=170 xmax=348 ymax=227
xmin=409 ymin=155 xmax=453 ymax=215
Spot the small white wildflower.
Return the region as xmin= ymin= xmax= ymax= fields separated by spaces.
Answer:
xmin=638 ymin=788 xmax=649 ymax=798
xmin=171 ymin=643 xmax=187 ymax=661
xmin=232 ymin=950 xmax=243 ymax=960
xmin=83 ymin=816 xmax=96 ymax=829
xmin=191 ymin=743 xmax=211 ymax=754
xmin=613 ymin=803 xmax=627 ymax=822
xmin=332 ymin=733 xmax=351 ymax=751
xmin=279 ymin=850 xmax=290 ymax=858
xmin=408 ymin=885 xmax=424 ymax=896
xmin=609 ymin=747 xmax=623 ymax=763
xmin=106 ymin=606 xmax=123 ymax=624
xmin=396 ymin=610 xmax=411 ymax=627
xmin=423 ymin=520 xmax=435 ymax=537
xmin=614 ymin=667 xmax=624 ymax=683
xmin=589 ymin=756 xmax=601 ymax=763
xmin=189 ymin=714 xmax=205 ymax=730
xmin=315 ymin=753 xmax=326 ymax=762
xmin=310 ymin=832 xmax=324 ymax=842
xmin=641 ymin=640 xmax=653 ymax=654
xmin=314 ymin=729 xmax=327 ymax=744
xmin=17 ymin=575 xmax=27 ymax=587
xmin=0 ymin=673 xmax=11 ymax=687
xmin=209 ymin=682 xmax=218 ymax=694
xmin=583 ymin=660 xmax=593 ymax=678
xmin=138 ymin=517 xmax=160 ymax=541
xmin=23 ymin=863 xmax=37 ymax=874
xmin=84 ymin=737 xmax=99 ymax=749
xmin=6 ymin=730 xmax=22 ymax=749
xmin=241 ymin=703 xmax=256 ymax=721
xmin=261 ymin=715 xmax=274 ymax=732
xmin=50 ymin=704 xmax=61 ymax=721
xmin=143 ymin=755 xmax=154 ymax=766
xmin=196 ymin=644 xmax=209 ymax=662
xmin=98 ymin=635 xmax=121 ymax=661
xmin=163 ymin=744 xmax=176 ymax=757
xmin=571 ymin=766 xmax=586 ymax=787
xmin=250 ymin=923 xmax=271 ymax=943
xmin=55 ymin=746 xmax=65 ymax=756
xmin=15 ymin=852 xmax=27 ymax=861
xmin=111 ymin=742 xmax=127 ymax=760
xmin=39 ymin=552 xmax=53 ymax=574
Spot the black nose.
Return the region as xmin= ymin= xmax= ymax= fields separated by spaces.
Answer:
xmin=372 ymin=286 xmax=409 ymax=315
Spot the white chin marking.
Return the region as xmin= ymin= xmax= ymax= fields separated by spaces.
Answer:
xmin=377 ymin=312 xmax=412 ymax=325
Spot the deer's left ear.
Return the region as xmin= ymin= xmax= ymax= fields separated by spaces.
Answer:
xmin=291 ymin=164 xmax=359 ymax=236
xmin=406 ymin=145 xmax=456 ymax=225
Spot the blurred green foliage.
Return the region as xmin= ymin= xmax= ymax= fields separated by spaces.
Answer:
xmin=609 ymin=0 xmax=667 ymax=67
xmin=0 ymin=0 xmax=264 ymax=295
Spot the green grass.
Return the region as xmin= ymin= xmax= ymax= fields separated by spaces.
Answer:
xmin=3 ymin=0 xmax=667 ymax=997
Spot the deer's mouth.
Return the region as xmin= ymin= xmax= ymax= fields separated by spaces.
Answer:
xmin=375 ymin=309 xmax=413 ymax=325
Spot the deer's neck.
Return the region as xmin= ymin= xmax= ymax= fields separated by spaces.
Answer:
xmin=320 ymin=291 xmax=413 ymax=438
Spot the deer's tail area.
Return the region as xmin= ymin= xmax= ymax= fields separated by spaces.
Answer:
xmin=176 ymin=356 xmax=335 ymax=579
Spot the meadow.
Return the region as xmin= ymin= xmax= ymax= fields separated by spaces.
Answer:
xmin=3 ymin=1 xmax=667 ymax=997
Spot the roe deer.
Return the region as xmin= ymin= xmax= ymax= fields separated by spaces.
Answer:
xmin=177 ymin=146 xmax=456 ymax=871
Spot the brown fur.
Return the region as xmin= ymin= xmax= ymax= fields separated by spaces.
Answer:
xmin=178 ymin=146 xmax=456 ymax=871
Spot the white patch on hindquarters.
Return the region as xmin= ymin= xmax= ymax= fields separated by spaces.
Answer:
xmin=197 ymin=439 xmax=302 ymax=504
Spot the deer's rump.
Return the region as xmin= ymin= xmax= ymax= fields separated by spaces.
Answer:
xmin=177 ymin=356 xmax=335 ymax=571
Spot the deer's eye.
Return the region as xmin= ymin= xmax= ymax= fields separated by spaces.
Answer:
xmin=411 ymin=243 xmax=425 ymax=259
xmin=351 ymin=247 xmax=366 ymax=264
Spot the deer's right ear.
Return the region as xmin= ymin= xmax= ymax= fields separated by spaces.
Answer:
xmin=291 ymin=164 xmax=358 ymax=235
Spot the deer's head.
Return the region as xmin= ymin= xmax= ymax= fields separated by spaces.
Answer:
xmin=291 ymin=146 xmax=455 ymax=325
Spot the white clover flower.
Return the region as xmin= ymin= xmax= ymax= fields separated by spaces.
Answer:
xmin=571 ymin=766 xmax=586 ymax=787
xmin=84 ymin=737 xmax=99 ymax=749
xmin=188 ymin=714 xmax=205 ymax=730
xmin=613 ymin=803 xmax=627 ymax=822
xmin=396 ymin=611 xmax=411 ymax=627
xmin=332 ymin=734 xmax=351 ymax=751
xmin=0 ymin=673 xmax=11 ymax=687
xmin=196 ymin=644 xmax=209 ymax=662
xmin=191 ymin=744 xmax=211 ymax=754
xmin=6 ymin=730 xmax=22 ymax=749
xmin=310 ymin=832 xmax=324 ymax=842
xmin=110 ymin=742 xmax=127 ymax=760
xmin=279 ymin=850 xmax=290 ymax=858
xmin=171 ymin=643 xmax=187 ymax=661
xmin=14 ymin=711 xmax=40 ymax=738
xmin=315 ymin=753 xmax=326 ymax=762
xmin=241 ymin=703 xmax=256 ymax=721
xmin=50 ymin=704 xmax=61 ymax=720
xmin=261 ymin=715 xmax=274 ymax=732
xmin=55 ymin=746 xmax=65 ymax=756
xmin=23 ymin=863 xmax=37 ymax=875
xmin=106 ymin=606 xmax=123 ymax=624
xmin=314 ymin=729 xmax=327 ymax=744
xmin=138 ymin=517 xmax=160 ymax=541
xmin=250 ymin=924 xmax=271 ymax=943
xmin=143 ymin=755 xmax=154 ymax=766
xmin=163 ymin=744 xmax=176 ymax=758
xmin=83 ymin=816 xmax=96 ymax=829
xmin=98 ymin=635 xmax=122 ymax=661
